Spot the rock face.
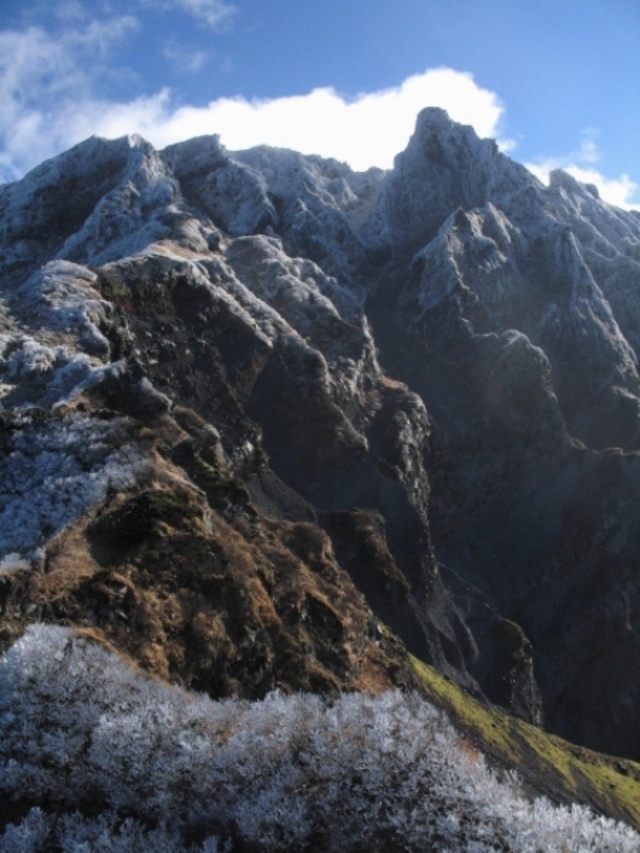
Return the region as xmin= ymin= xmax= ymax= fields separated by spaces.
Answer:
xmin=1 ymin=108 xmax=640 ymax=760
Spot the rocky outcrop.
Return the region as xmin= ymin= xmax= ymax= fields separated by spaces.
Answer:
xmin=2 ymin=110 xmax=640 ymax=765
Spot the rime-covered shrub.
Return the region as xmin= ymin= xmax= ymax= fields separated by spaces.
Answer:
xmin=0 ymin=808 xmax=223 ymax=853
xmin=1 ymin=625 xmax=638 ymax=852
xmin=0 ymin=413 xmax=147 ymax=560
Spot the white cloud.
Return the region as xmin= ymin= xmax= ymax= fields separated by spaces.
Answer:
xmin=163 ymin=42 xmax=211 ymax=74
xmin=160 ymin=68 xmax=507 ymax=171
xmin=0 ymin=64 xmax=509 ymax=182
xmin=0 ymin=16 xmax=139 ymax=180
xmin=54 ymin=0 xmax=90 ymax=22
xmin=576 ymin=131 xmax=600 ymax=165
xmin=0 ymin=17 xmax=139 ymax=110
xmin=0 ymin=10 xmax=636 ymax=213
xmin=144 ymin=0 xmax=236 ymax=30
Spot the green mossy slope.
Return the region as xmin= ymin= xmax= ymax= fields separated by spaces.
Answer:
xmin=411 ymin=656 xmax=640 ymax=831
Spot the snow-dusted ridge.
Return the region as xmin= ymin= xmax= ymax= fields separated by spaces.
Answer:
xmin=2 ymin=109 xmax=640 ymax=846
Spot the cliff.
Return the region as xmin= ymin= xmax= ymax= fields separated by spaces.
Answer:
xmin=2 ymin=108 xmax=640 ymax=845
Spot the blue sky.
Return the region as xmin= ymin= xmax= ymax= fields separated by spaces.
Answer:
xmin=1 ymin=0 xmax=638 ymax=207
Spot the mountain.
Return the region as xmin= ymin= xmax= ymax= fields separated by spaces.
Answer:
xmin=1 ymin=108 xmax=640 ymax=846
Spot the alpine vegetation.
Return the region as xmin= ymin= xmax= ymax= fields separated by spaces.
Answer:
xmin=0 ymin=412 xmax=147 ymax=562
xmin=1 ymin=625 xmax=638 ymax=852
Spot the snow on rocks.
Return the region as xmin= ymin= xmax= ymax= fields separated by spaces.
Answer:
xmin=0 ymin=261 xmax=116 ymax=407
xmin=0 ymin=136 xmax=132 ymax=280
xmin=58 ymin=135 xmax=182 ymax=266
xmin=0 ymin=411 xmax=148 ymax=562
xmin=361 ymin=107 xmax=536 ymax=253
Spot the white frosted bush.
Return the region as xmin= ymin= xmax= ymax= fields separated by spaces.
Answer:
xmin=0 ymin=625 xmax=638 ymax=851
xmin=0 ymin=413 xmax=148 ymax=560
xmin=0 ymin=809 xmax=222 ymax=853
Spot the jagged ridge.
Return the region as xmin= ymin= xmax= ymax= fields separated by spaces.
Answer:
xmin=2 ymin=108 xmax=640 ymax=835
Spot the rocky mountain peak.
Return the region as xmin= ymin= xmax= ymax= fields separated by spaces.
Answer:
xmin=361 ymin=107 xmax=536 ymax=255
xmin=550 ymin=166 xmax=600 ymax=200
xmin=2 ymin=109 xmax=640 ymax=843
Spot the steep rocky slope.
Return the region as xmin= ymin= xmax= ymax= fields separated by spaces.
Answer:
xmin=1 ymin=108 xmax=640 ymax=796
